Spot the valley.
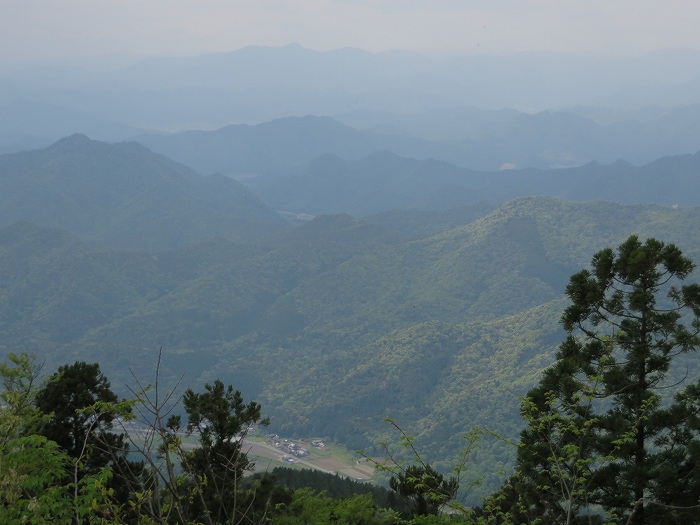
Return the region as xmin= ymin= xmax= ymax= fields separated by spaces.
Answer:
xmin=1 ymin=133 xmax=699 ymax=501
xmin=2 ymin=36 xmax=700 ymax=522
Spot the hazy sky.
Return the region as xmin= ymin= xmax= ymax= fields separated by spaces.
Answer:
xmin=3 ymin=0 xmax=700 ymax=64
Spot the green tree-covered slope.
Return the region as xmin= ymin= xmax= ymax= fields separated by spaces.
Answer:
xmin=3 ymin=197 xmax=699 ymax=484
xmin=0 ymin=135 xmax=287 ymax=250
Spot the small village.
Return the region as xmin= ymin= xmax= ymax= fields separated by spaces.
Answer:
xmin=266 ymin=433 xmax=327 ymax=462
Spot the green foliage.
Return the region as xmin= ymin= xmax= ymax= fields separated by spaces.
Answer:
xmin=36 ymin=362 xmax=122 ymax=472
xmin=364 ymin=418 xmax=482 ymax=519
xmin=262 ymin=466 xmax=406 ymax=510
xmin=0 ymin=353 xmax=125 ymax=524
xmin=163 ymin=379 xmax=270 ymax=524
xmin=272 ymin=489 xmax=394 ymax=525
xmin=389 ymin=463 xmax=459 ymax=517
xmin=512 ymin=236 xmax=700 ymax=525
xmin=3 ymin=197 xmax=700 ymax=500
xmin=646 ymin=379 xmax=700 ymax=521
xmin=1 ymin=353 xmax=284 ymax=524
xmin=0 ymin=354 xmax=70 ymax=523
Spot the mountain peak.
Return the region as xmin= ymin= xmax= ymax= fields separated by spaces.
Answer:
xmin=46 ymin=134 xmax=123 ymax=157
xmin=50 ymin=133 xmax=94 ymax=148
xmin=0 ymin=135 xmax=286 ymax=250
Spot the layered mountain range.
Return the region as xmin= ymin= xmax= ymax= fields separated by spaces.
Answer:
xmin=3 ymin=45 xmax=700 ymax=170
xmin=2 ymin=134 xmax=700 ymax=496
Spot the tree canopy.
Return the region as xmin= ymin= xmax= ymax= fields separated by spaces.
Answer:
xmin=36 ymin=361 xmax=123 ymax=473
xmin=512 ymin=236 xmax=700 ymax=524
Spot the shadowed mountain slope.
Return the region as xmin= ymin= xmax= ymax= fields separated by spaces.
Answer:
xmin=134 ymin=106 xmax=700 ymax=176
xmin=245 ymin=149 xmax=700 ymax=216
xmin=137 ymin=116 xmax=379 ymax=177
xmin=0 ymin=135 xmax=287 ymax=250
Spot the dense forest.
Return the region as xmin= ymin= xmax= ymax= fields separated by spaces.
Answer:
xmin=4 ymin=234 xmax=700 ymax=523
xmin=1 ymin=117 xmax=700 ymax=523
xmin=4 ymin=0 xmax=700 ymax=515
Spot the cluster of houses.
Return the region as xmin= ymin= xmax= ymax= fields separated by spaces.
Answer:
xmin=267 ymin=433 xmax=327 ymax=461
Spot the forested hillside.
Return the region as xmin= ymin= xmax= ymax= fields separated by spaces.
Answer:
xmin=2 ymin=152 xmax=700 ymax=487
xmin=5 ymin=2 xmax=700 ymax=519
xmin=1 ymin=135 xmax=700 ymax=513
xmin=0 ymin=134 xmax=286 ymax=250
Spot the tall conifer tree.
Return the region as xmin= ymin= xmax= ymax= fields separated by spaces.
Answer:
xmin=515 ymin=236 xmax=700 ymax=524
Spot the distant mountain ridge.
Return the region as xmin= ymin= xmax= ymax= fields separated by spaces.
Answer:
xmin=4 ymin=133 xmax=699 ymax=246
xmin=137 ymin=106 xmax=700 ymax=176
xmin=136 ymin=116 xmax=378 ymax=176
xmin=245 ymin=148 xmax=700 ymax=215
xmin=3 ymin=44 xmax=700 ymax=165
xmin=0 ymin=134 xmax=286 ymax=251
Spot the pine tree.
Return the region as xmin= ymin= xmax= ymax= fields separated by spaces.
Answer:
xmin=35 ymin=361 xmax=144 ymax=514
xmin=515 ymin=236 xmax=700 ymax=524
xmin=36 ymin=361 xmax=124 ymax=474
xmin=174 ymin=379 xmax=269 ymax=524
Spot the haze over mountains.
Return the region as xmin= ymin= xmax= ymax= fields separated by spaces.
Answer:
xmin=135 ymin=108 xmax=700 ymax=174
xmin=2 ymin=43 xmax=700 ymax=497
xmin=2 ymin=44 xmax=700 ymax=170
